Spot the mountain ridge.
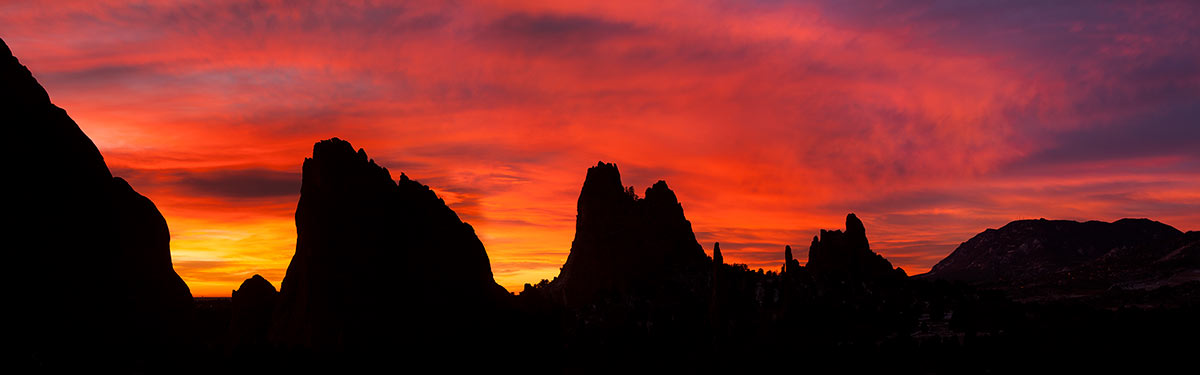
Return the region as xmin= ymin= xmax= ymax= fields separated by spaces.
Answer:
xmin=921 ymin=217 xmax=1196 ymax=303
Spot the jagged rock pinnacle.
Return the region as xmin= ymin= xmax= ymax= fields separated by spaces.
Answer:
xmin=554 ymin=161 xmax=707 ymax=306
xmin=806 ymin=213 xmax=903 ymax=279
xmin=273 ymin=137 xmax=506 ymax=351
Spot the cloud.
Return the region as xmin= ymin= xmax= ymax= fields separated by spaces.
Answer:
xmin=4 ymin=0 xmax=1198 ymax=295
xmin=486 ymin=12 xmax=644 ymax=43
xmin=109 ymin=166 xmax=300 ymax=199
xmin=176 ymin=168 xmax=300 ymax=198
xmin=1012 ymin=102 xmax=1200 ymax=167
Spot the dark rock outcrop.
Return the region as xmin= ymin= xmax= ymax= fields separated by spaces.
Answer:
xmin=712 ymin=241 xmax=723 ymax=302
xmin=713 ymin=242 xmax=724 ymax=266
xmin=230 ymin=275 xmax=278 ymax=350
xmin=3 ymin=37 xmax=192 ymax=366
xmin=783 ymin=245 xmax=800 ymax=273
xmin=550 ymin=162 xmax=709 ymax=305
xmin=710 ymin=242 xmax=726 ymax=340
xmin=806 ymin=213 xmax=905 ymax=279
xmin=271 ymin=138 xmax=507 ymax=352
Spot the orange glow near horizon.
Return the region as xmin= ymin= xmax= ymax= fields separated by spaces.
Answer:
xmin=3 ymin=1 xmax=1198 ymax=296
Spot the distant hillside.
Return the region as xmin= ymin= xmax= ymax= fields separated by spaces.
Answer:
xmin=922 ymin=218 xmax=1198 ymax=304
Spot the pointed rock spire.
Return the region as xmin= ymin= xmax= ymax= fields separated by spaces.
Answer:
xmin=784 ymin=245 xmax=793 ymax=272
xmin=713 ymin=242 xmax=724 ymax=265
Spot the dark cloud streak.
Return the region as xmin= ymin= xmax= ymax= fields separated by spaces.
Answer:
xmin=111 ymin=166 xmax=300 ymax=199
xmin=176 ymin=168 xmax=300 ymax=199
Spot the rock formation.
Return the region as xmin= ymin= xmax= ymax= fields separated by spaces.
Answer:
xmin=271 ymin=138 xmax=507 ymax=352
xmin=806 ymin=213 xmax=905 ymax=279
xmin=713 ymin=242 xmax=724 ymax=266
xmin=551 ymin=162 xmax=709 ymax=305
xmin=783 ymin=245 xmax=800 ymax=274
xmin=2 ymin=37 xmax=193 ymax=367
xmin=230 ymin=275 xmax=278 ymax=350
xmin=712 ymin=242 xmax=723 ymax=306
xmin=710 ymin=242 xmax=726 ymax=341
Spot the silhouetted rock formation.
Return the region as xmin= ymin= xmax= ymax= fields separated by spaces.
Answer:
xmin=923 ymin=218 xmax=1196 ymax=303
xmin=3 ymin=37 xmax=192 ymax=367
xmin=271 ymin=138 xmax=507 ymax=353
xmin=783 ymin=245 xmax=800 ymax=273
xmin=711 ymin=242 xmax=723 ymax=304
xmin=710 ymin=242 xmax=728 ymax=347
xmin=806 ymin=213 xmax=906 ymax=279
xmin=713 ymin=242 xmax=724 ymax=266
xmin=551 ymin=162 xmax=709 ymax=305
xmin=230 ymin=275 xmax=278 ymax=350
xmin=510 ymin=162 xmax=714 ymax=370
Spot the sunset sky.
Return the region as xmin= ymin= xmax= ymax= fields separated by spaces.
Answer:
xmin=3 ymin=0 xmax=1198 ymax=296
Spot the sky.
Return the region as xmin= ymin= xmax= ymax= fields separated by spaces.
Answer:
xmin=3 ymin=0 xmax=1198 ymax=297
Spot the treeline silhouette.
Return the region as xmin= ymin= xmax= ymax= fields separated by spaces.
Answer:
xmin=5 ymin=36 xmax=1197 ymax=373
